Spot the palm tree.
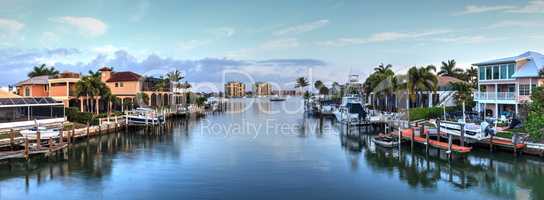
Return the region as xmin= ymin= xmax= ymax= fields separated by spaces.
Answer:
xmin=28 ymin=64 xmax=60 ymax=78
xmin=314 ymin=80 xmax=323 ymax=91
xmin=295 ymin=77 xmax=309 ymax=98
xmin=166 ymin=70 xmax=184 ymax=82
xmin=365 ymin=63 xmax=396 ymax=111
xmin=374 ymin=63 xmax=393 ymax=74
xmin=450 ymin=82 xmax=474 ymax=122
xmin=154 ymin=76 xmax=169 ymax=91
xmin=75 ymin=70 xmax=113 ymax=114
xmin=295 ymin=77 xmax=309 ymax=90
xmin=438 ymin=60 xmax=463 ymax=78
xmin=405 ymin=66 xmax=438 ymax=108
xmin=464 ymin=66 xmax=478 ymax=88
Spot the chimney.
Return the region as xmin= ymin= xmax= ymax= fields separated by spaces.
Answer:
xmin=99 ymin=67 xmax=112 ymax=82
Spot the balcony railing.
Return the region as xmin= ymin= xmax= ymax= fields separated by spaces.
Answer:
xmin=475 ymin=92 xmax=517 ymax=101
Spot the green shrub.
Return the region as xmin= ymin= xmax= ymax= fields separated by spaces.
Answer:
xmin=526 ymin=86 xmax=544 ymax=141
xmin=409 ymin=107 xmax=446 ymax=121
xmin=66 ymin=107 xmax=99 ymax=125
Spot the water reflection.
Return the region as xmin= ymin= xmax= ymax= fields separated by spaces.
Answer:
xmin=0 ymin=119 xmax=194 ymax=193
xmin=0 ymin=98 xmax=542 ymax=200
xmin=339 ymin=129 xmax=544 ymax=199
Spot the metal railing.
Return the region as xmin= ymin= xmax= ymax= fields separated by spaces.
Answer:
xmin=475 ymin=92 xmax=517 ymax=101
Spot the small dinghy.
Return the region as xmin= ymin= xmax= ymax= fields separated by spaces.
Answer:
xmin=372 ymin=135 xmax=399 ymax=148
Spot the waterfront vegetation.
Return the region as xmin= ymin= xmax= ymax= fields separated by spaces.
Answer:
xmin=526 ymin=85 xmax=544 ymax=141
xmin=27 ymin=64 xmax=60 ymax=78
xmin=362 ymin=60 xmax=479 ymax=112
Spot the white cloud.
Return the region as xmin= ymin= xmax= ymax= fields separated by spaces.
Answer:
xmin=260 ymin=38 xmax=300 ymax=49
xmin=224 ymin=38 xmax=301 ymax=59
xmin=273 ymin=19 xmax=329 ymax=36
xmin=210 ymin=27 xmax=236 ymax=38
xmin=455 ymin=1 xmax=544 ymax=15
xmin=0 ymin=18 xmax=24 ymax=33
xmin=508 ymin=0 xmax=544 ymax=13
xmin=486 ymin=20 xmax=544 ymax=29
xmin=50 ymin=16 xmax=107 ymax=37
xmin=432 ymin=36 xmax=505 ymax=44
xmin=177 ymin=40 xmax=211 ymax=51
xmin=454 ymin=5 xmax=515 ymax=15
xmin=317 ymin=30 xmax=451 ymax=47
xmin=0 ymin=18 xmax=25 ymax=46
xmin=39 ymin=32 xmax=60 ymax=47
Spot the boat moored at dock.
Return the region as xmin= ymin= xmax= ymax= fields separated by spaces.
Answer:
xmin=125 ymin=108 xmax=165 ymax=126
xmin=333 ymin=95 xmax=367 ymax=125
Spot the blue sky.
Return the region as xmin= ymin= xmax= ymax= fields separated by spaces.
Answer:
xmin=1 ymin=0 xmax=544 ymax=90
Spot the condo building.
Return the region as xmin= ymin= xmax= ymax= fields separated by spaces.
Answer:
xmin=253 ymin=82 xmax=272 ymax=96
xmin=225 ymin=81 xmax=245 ymax=98
xmin=474 ymin=51 xmax=544 ymax=118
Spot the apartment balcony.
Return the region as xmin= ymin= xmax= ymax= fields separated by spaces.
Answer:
xmin=475 ymin=92 xmax=517 ymax=101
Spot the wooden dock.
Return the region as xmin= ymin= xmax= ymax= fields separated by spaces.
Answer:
xmin=390 ymin=128 xmax=472 ymax=154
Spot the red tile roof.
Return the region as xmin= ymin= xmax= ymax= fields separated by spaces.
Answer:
xmin=106 ymin=71 xmax=142 ymax=82
xmin=438 ymin=76 xmax=463 ymax=87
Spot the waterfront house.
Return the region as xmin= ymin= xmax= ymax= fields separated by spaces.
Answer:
xmin=99 ymin=67 xmax=142 ymax=111
xmin=99 ymin=67 xmax=174 ymax=110
xmin=172 ymin=81 xmax=191 ymax=106
xmin=225 ymin=81 xmax=246 ymax=98
xmin=15 ymin=75 xmax=49 ymax=97
xmin=473 ymin=51 xmax=544 ymax=118
xmin=48 ymin=72 xmax=81 ymax=108
xmin=0 ymin=90 xmax=64 ymax=130
xmin=253 ymin=82 xmax=272 ymax=96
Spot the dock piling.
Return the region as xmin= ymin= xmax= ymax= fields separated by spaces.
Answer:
xmin=460 ymin=124 xmax=465 ymax=147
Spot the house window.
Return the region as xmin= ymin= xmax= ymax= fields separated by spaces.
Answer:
xmin=520 ymin=84 xmax=530 ymax=95
xmin=493 ymin=65 xmax=499 ymax=79
xmin=507 ymin=64 xmax=515 ymax=79
xmin=500 ymin=64 xmax=507 ymax=79
xmin=115 ymin=83 xmax=119 ymax=87
xmin=486 ymin=66 xmax=493 ymax=80
xmin=24 ymin=87 xmax=30 ymax=96
xmin=119 ymin=82 xmax=124 ymax=87
xmin=479 ymin=67 xmax=485 ymax=80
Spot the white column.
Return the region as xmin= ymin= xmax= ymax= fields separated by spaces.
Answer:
xmin=121 ymin=98 xmax=124 ymax=112
xmin=66 ymin=81 xmax=69 ymax=96
xmin=530 ymin=78 xmax=533 ymax=95
xmin=495 ymin=103 xmax=499 ymax=118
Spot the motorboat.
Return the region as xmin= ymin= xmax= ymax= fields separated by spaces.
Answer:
xmin=20 ymin=127 xmax=60 ymax=140
xmin=333 ymin=95 xmax=367 ymax=125
xmin=435 ymin=120 xmax=494 ymax=141
xmin=372 ymin=135 xmax=399 ymax=148
xmin=269 ymin=95 xmax=286 ymax=101
xmin=125 ymin=108 xmax=165 ymax=126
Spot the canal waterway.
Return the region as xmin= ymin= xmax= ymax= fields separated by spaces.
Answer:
xmin=0 ymin=98 xmax=542 ymax=200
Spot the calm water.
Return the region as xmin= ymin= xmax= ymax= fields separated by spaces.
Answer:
xmin=0 ymin=98 xmax=543 ymax=200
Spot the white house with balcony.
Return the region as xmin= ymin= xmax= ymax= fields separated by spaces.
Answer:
xmin=474 ymin=51 xmax=544 ymax=119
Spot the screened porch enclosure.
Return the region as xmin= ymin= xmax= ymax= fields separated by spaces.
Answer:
xmin=0 ymin=97 xmax=64 ymax=123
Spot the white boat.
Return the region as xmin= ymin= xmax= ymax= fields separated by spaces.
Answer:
xmin=372 ymin=135 xmax=399 ymax=148
xmin=320 ymin=104 xmax=335 ymax=115
xmin=269 ymin=95 xmax=286 ymax=101
xmin=333 ymin=95 xmax=367 ymax=125
xmin=436 ymin=120 xmax=493 ymax=141
xmin=20 ymin=127 xmax=60 ymax=140
xmin=125 ymin=108 xmax=165 ymax=126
